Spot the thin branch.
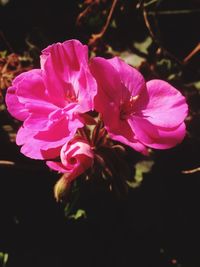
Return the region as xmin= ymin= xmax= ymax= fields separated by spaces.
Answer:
xmin=143 ymin=0 xmax=158 ymax=8
xmin=89 ymin=0 xmax=118 ymax=47
xmin=97 ymin=0 xmax=117 ymax=38
xmin=141 ymin=2 xmax=182 ymax=65
xmin=148 ymin=9 xmax=200 ymax=15
xmin=0 ymin=160 xmax=15 ymax=166
xmin=143 ymin=6 xmax=156 ymax=40
xmin=76 ymin=1 xmax=98 ymax=26
xmin=142 ymin=3 xmax=200 ymax=66
xmin=182 ymin=167 xmax=200 ymax=174
xmin=183 ymin=43 xmax=200 ymax=64
xmin=0 ymin=160 xmax=46 ymax=171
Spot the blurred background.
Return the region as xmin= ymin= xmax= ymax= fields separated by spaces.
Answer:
xmin=0 ymin=1 xmax=200 ymax=266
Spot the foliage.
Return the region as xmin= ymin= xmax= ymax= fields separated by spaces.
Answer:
xmin=0 ymin=252 xmax=8 ymax=267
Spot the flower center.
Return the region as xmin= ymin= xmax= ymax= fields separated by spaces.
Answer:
xmin=65 ymin=83 xmax=78 ymax=103
xmin=120 ymin=95 xmax=139 ymax=120
xmin=66 ymin=89 xmax=77 ymax=103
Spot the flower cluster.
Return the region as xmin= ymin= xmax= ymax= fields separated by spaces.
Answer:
xmin=6 ymin=40 xmax=188 ymax=200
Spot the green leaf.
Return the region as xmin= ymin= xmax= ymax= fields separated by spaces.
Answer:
xmin=157 ymin=59 xmax=172 ymax=70
xmin=64 ymin=191 xmax=80 ymax=218
xmin=127 ymin=160 xmax=154 ymax=188
xmin=62 ymin=179 xmax=86 ymax=220
xmin=192 ymin=81 xmax=200 ymax=91
xmin=120 ymin=51 xmax=146 ymax=68
xmin=106 ymin=46 xmax=146 ymax=68
xmin=133 ymin=36 xmax=153 ymax=55
xmin=69 ymin=209 xmax=87 ymax=220
xmin=0 ymin=252 xmax=8 ymax=267
xmin=184 ymin=81 xmax=200 ymax=91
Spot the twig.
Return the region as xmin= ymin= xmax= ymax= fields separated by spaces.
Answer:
xmin=0 ymin=160 xmax=46 ymax=172
xmin=141 ymin=2 xmax=182 ymax=65
xmin=183 ymin=43 xmax=200 ymax=64
xmin=89 ymin=0 xmax=118 ymax=47
xmin=76 ymin=0 xmax=98 ymax=25
xmin=142 ymin=3 xmax=200 ymax=65
xmin=0 ymin=160 xmax=15 ymax=166
xmin=148 ymin=9 xmax=200 ymax=15
xmin=143 ymin=5 xmax=156 ymax=40
xmin=182 ymin=167 xmax=200 ymax=174
xmin=143 ymin=0 xmax=158 ymax=8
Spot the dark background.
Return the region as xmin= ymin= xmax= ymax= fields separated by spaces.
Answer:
xmin=0 ymin=1 xmax=200 ymax=266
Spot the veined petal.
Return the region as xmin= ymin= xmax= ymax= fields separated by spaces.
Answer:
xmin=152 ymin=123 xmax=186 ymax=149
xmin=6 ymin=85 xmax=29 ymax=121
xmin=16 ymin=116 xmax=83 ymax=159
xmin=5 ymin=71 xmax=45 ymax=121
xmin=90 ymin=57 xmax=123 ymax=110
xmin=47 ymin=138 xmax=94 ymax=180
xmin=41 ymin=40 xmax=89 ymax=107
xmin=41 ymin=39 xmax=88 ymax=72
xmin=107 ymin=57 xmax=146 ymax=100
xmin=129 ymin=116 xmax=186 ymax=149
xmin=46 ymin=161 xmax=69 ymax=173
xmin=106 ymin=119 xmax=148 ymax=155
xmin=16 ymin=69 xmax=50 ymax=104
xmin=108 ymin=132 xmax=148 ymax=155
xmin=142 ymin=80 xmax=188 ymax=128
xmin=74 ymin=65 xmax=97 ymax=112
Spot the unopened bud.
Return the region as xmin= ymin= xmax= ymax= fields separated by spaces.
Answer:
xmin=54 ymin=174 xmax=71 ymax=202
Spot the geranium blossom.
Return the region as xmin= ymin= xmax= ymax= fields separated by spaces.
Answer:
xmin=6 ymin=40 xmax=97 ymax=159
xmin=90 ymin=56 xmax=188 ymax=154
xmin=47 ymin=138 xmax=94 ymax=180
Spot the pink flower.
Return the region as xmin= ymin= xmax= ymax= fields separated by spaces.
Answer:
xmin=90 ymin=57 xmax=188 ymax=154
xmin=6 ymin=40 xmax=97 ymax=159
xmin=47 ymin=138 xmax=94 ymax=181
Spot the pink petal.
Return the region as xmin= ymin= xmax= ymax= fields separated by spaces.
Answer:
xmin=23 ymin=113 xmax=51 ymax=130
xmin=16 ymin=116 xmax=83 ymax=159
xmin=16 ymin=126 xmax=62 ymax=159
xmin=47 ymin=139 xmax=94 ymax=180
xmin=153 ymin=123 xmax=186 ymax=149
xmin=108 ymin=57 xmax=146 ymax=98
xmin=90 ymin=57 xmax=123 ymax=110
xmin=107 ymin=57 xmax=149 ymax=113
xmin=74 ymin=65 xmax=97 ymax=112
xmin=6 ymin=85 xmax=29 ymax=121
xmin=106 ymin=119 xmax=148 ymax=155
xmin=16 ymin=126 xmax=36 ymax=146
xmin=8 ymin=68 xmax=58 ymax=121
xmin=41 ymin=147 xmax=62 ymax=159
xmin=46 ymin=161 xmax=69 ymax=173
xmin=16 ymin=69 xmax=49 ymax=103
xmin=129 ymin=116 xmax=186 ymax=149
xmin=61 ymin=140 xmax=94 ymax=166
xmin=41 ymin=39 xmax=88 ymax=73
xmin=23 ymin=107 xmax=69 ymax=131
xmin=142 ymin=80 xmax=188 ymax=128
xmin=5 ymin=71 xmax=39 ymax=121
xmin=41 ymin=40 xmax=92 ymax=108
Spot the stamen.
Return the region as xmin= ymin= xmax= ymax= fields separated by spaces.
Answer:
xmin=120 ymin=95 xmax=139 ymax=119
xmin=65 ymin=84 xmax=78 ymax=103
